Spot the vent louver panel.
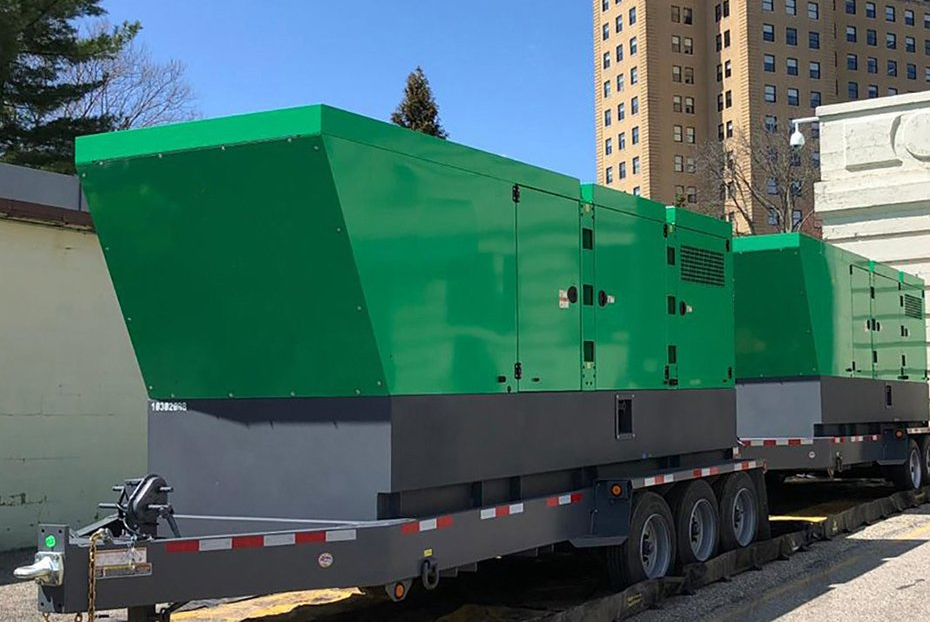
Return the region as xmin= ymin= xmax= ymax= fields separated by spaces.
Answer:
xmin=904 ymin=294 xmax=924 ymax=319
xmin=680 ymin=245 xmax=726 ymax=287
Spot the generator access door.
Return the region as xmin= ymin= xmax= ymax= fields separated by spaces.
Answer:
xmin=514 ymin=187 xmax=582 ymax=392
xmin=849 ymin=265 xmax=874 ymax=378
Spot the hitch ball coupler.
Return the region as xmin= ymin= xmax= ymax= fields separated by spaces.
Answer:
xmin=14 ymin=552 xmax=64 ymax=586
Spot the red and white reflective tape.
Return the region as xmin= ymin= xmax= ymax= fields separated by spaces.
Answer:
xmin=165 ymin=529 xmax=357 ymax=553
xmin=480 ymin=503 xmax=525 ymax=520
xmin=630 ymin=460 xmax=759 ymax=490
xmin=546 ymin=492 xmax=584 ymax=507
xmin=400 ymin=515 xmax=454 ymax=535
xmin=831 ymin=434 xmax=881 ymax=444
xmin=907 ymin=426 xmax=930 ymax=435
xmin=741 ymin=438 xmax=813 ymax=448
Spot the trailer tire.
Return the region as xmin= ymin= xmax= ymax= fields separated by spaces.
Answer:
xmin=891 ymin=439 xmax=923 ymax=491
xmin=920 ymin=437 xmax=930 ymax=487
xmin=668 ymin=480 xmax=719 ymax=566
xmin=716 ymin=472 xmax=759 ymax=552
xmin=606 ymin=492 xmax=677 ymax=590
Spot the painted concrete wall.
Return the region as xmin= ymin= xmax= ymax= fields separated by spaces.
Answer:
xmin=815 ymin=91 xmax=930 ymax=367
xmin=0 ymin=217 xmax=146 ymax=550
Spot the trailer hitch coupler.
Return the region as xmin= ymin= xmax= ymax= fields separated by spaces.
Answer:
xmin=13 ymin=552 xmax=64 ymax=586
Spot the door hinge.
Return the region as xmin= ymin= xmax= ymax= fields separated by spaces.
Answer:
xmin=514 ymin=362 xmax=523 ymax=380
xmin=512 ymin=184 xmax=521 ymax=204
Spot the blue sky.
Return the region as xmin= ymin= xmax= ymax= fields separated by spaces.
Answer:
xmin=101 ymin=1 xmax=596 ymax=181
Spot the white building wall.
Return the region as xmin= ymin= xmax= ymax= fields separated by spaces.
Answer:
xmin=815 ymin=91 xmax=930 ymax=367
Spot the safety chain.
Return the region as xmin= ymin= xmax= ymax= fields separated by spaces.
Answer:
xmin=85 ymin=529 xmax=108 ymax=622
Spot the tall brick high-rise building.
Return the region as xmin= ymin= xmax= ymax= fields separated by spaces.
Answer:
xmin=593 ymin=0 xmax=930 ymax=230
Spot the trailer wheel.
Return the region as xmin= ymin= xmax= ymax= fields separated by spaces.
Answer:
xmin=920 ymin=437 xmax=930 ymax=487
xmin=606 ymin=492 xmax=677 ymax=589
xmin=668 ymin=480 xmax=719 ymax=566
xmin=891 ymin=439 xmax=923 ymax=491
xmin=716 ymin=472 xmax=759 ymax=551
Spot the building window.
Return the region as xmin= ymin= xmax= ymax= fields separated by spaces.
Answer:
xmin=849 ymin=81 xmax=859 ymax=98
xmin=808 ymin=2 xmax=819 ymax=19
xmin=674 ymin=125 xmax=683 ymax=142
xmin=810 ymin=61 xmax=821 ymax=79
xmin=632 ymin=126 xmax=640 ymax=144
xmin=907 ymin=36 xmax=917 ymax=53
xmin=926 ymin=66 xmax=930 ymax=81
xmin=906 ymin=9 xmax=915 ymax=26
xmin=686 ymin=187 xmax=697 ymax=204
xmin=686 ymin=127 xmax=695 ymax=144
xmin=765 ymin=115 xmax=778 ymax=132
xmin=724 ymin=1 xmax=731 ymax=18
xmin=847 ymin=53 xmax=859 ymax=70
xmin=602 ymin=0 xmax=608 ymax=12
xmin=716 ymin=33 xmax=723 ymax=51
xmin=606 ymin=167 xmax=614 ymax=184
xmin=886 ymin=5 xmax=895 ymax=22
xmin=716 ymin=3 xmax=723 ymax=21
xmin=633 ymin=186 xmax=641 ymax=196
xmin=908 ymin=63 xmax=917 ymax=79
xmin=672 ymin=35 xmax=682 ymax=53
xmin=603 ymin=52 xmax=611 ymax=70
xmin=687 ymin=156 xmax=696 ymax=173
xmin=683 ymin=7 xmax=693 ymax=24
xmin=685 ymin=97 xmax=695 ymax=113
xmin=888 ymin=60 xmax=898 ymax=76
xmin=629 ymin=7 xmax=637 ymax=24
xmin=786 ymin=27 xmax=797 ymax=45
xmin=809 ymin=31 xmax=820 ymax=49
xmin=684 ymin=67 xmax=694 ymax=84
xmin=630 ymin=66 xmax=639 ymax=85
xmin=618 ymin=102 xmax=626 ymax=120
xmin=866 ymin=2 xmax=876 ymax=19
xmin=631 ymin=96 xmax=640 ymax=114
xmin=717 ymin=63 xmax=723 ymax=81
xmin=868 ymin=84 xmax=879 ymax=98
xmin=887 ymin=32 xmax=897 ymax=49
xmin=726 ymin=60 xmax=732 ymax=77
xmin=926 ymin=39 xmax=930 ymax=55
xmin=603 ymin=81 xmax=611 ymax=98
xmin=684 ymin=37 xmax=694 ymax=54
xmin=792 ymin=209 xmax=803 ymax=228
xmin=767 ymin=178 xmax=779 ymax=195
xmin=632 ymin=156 xmax=640 ymax=174
xmin=718 ymin=123 xmax=725 ymax=141
xmin=811 ymin=90 xmax=822 ymax=107
xmin=867 ymin=56 xmax=878 ymax=73
xmin=672 ymin=5 xmax=681 ymax=22
xmin=725 ymin=90 xmax=732 ymax=108
xmin=846 ymin=0 xmax=856 ymax=15
xmin=617 ymin=74 xmax=625 ymax=91
xmin=765 ymin=84 xmax=777 ymax=102
xmin=763 ymin=23 xmax=775 ymax=41
xmin=605 ymin=137 xmax=613 ymax=156
xmin=725 ymin=30 xmax=731 ymax=47
xmin=888 ymin=87 xmax=898 ymax=95
xmin=604 ymin=109 xmax=612 ymax=127
xmin=787 ymin=0 xmax=797 ymax=16
xmin=812 ymin=152 xmax=821 ymax=167
xmin=602 ymin=23 xmax=610 ymax=41
xmin=619 ymin=132 xmax=626 ymax=150
xmin=630 ymin=37 xmax=638 ymax=55
xmin=674 ymin=155 xmax=684 ymax=172
xmin=620 ymin=162 xmax=627 ymax=179
xmin=717 ymin=93 xmax=724 ymax=112
xmin=616 ymin=15 xmax=623 ymax=33
xmin=764 ymin=54 xmax=776 ymax=72
xmin=616 ymin=44 xmax=624 ymax=61
xmin=847 ymin=26 xmax=857 ymax=42
xmin=867 ymin=29 xmax=877 ymax=45
xmin=726 ymin=121 xmax=734 ymax=138
xmin=673 ymin=65 xmax=682 ymax=82
xmin=788 ymin=87 xmax=800 ymax=106
xmin=673 ymin=95 xmax=683 ymax=112
xmin=763 ymin=0 xmax=774 ymax=11
xmin=787 ymin=57 xmax=799 ymax=75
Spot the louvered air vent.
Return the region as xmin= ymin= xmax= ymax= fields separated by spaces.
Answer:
xmin=680 ymin=245 xmax=726 ymax=287
xmin=904 ymin=294 xmax=924 ymax=319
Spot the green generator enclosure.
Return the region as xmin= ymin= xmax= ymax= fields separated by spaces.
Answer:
xmin=734 ymin=233 xmax=929 ymax=439
xmin=76 ymin=105 xmax=736 ymax=523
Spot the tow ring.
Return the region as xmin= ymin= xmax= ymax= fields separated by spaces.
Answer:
xmin=420 ymin=557 xmax=440 ymax=590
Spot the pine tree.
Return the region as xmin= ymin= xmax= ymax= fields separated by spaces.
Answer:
xmin=0 ymin=0 xmax=139 ymax=173
xmin=390 ymin=67 xmax=448 ymax=139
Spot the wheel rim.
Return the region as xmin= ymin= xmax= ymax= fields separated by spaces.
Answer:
xmin=925 ymin=444 xmax=930 ymax=479
xmin=689 ymin=498 xmax=717 ymax=561
xmin=731 ymin=488 xmax=757 ymax=547
xmin=640 ymin=513 xmax=672 ymax=578
xmin=909 ymin=447 xmax=921 ymax=488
